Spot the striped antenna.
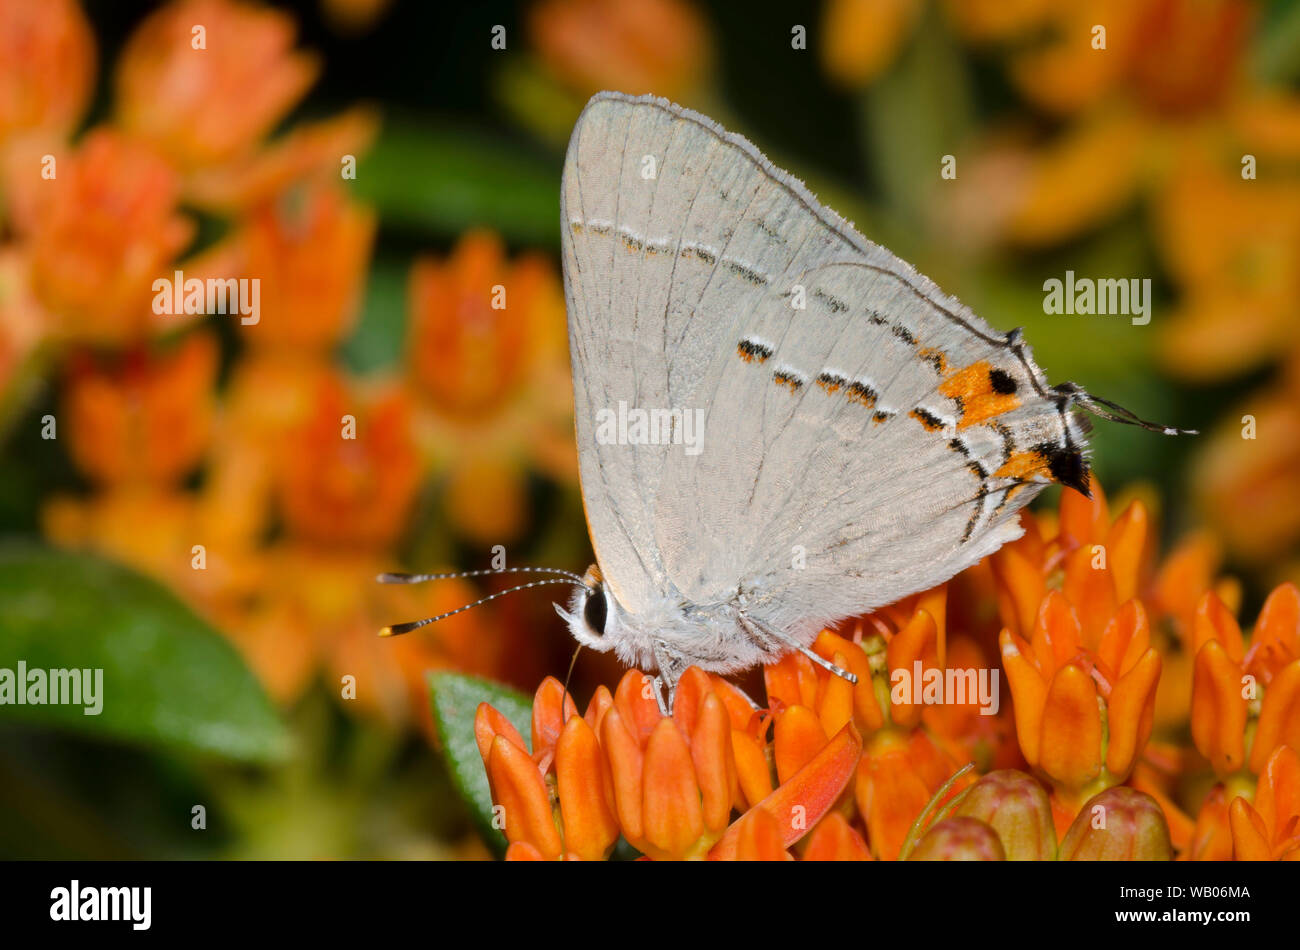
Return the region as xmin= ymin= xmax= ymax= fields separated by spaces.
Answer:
xmin=378 ymin=576 xmax=582 ymax=637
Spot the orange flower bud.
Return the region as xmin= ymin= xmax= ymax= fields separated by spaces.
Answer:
xmin=909 ymin=817 xmax=1006 ymax=861
xmin=1059 ymin=787 xmax=1173 ymax=860
xmin=954 ymin=770 xmax=1056 ymax=860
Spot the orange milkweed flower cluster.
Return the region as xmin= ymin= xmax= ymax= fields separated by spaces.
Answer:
xmin=478 ymin=476 xmax=1300 ymax=859
xmin=3 ymin=0 xmax=577 ymax=730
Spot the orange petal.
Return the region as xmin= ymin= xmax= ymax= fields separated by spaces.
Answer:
xmin=531 ymin=676 xmax=579 ymax=757
xmin=732 ymin=728 xmax=774 ymax=810
xmin=487 ymin=734 xmax=562 ymax=860
xmin=774 ymin=704 xmax=831 ymax=785
xmin=887 ymin=607 xmax=939 ymax=729
xmin=1032 ymin=590 xmax=1083 ymax=675
xmin=583 ymin=684 xmax=614 ymax=736
xmin=732 ymin=806 xmax=792 ymax=861
xmin=613 ymin=669 xmax=662 ymax=745
xmin=1190 ymin=640 xmax=1249 ymax=776
xmin=672 ymin=666 xmax=716 ymax=737
xmin=1038 ymin=664 xmax=1102 ymax=790
xmin=1105 ymin=647 xmax=1161 ymax=778
xmin=1058 ymin=475 xmax=1108 ymax=550
xmin=802 ymin=811 xmax=872 ymax=860
xmin=712 ymin=722 xmax=862 ymax=860
xmin=1251 ymin=663 xmax=1300 ymax=775
xmin=1254 ymin=745 xmax=1300 ymax=851
xmin=1062 ymin=545 xmax=1118 ymax=651
xmin=764 ymin=651 xmax=819 ymax=709
xmin=475 ymin=701 xmax=528 ymax=765
xmin=1251 ymin=582 xmax=1300 ymax=680
xmin=1000 ymin=628 xmax=1048 ymax=767
xmin=708 ymin=674 xmax=762 ymax=731
xmin=1187 ymin=784 xmax=1233 ymax=861
xmin=600 ymin=706 xmax=644 ymax=841
xmin=641 ymin=718 xmax=705 ymax=859
xmin=1228 ymin=797 xmax=1273 ymax=861
xmin=504 ymin=841 xmax=546 ymax=861
xmin=555 ymin=714 xmax=620 ymax=861
xmin=992 ymin=544 xmax=1046 ymax=639
xmin=1097 ymin=599 xmax=1152 ymax=680
xmin=814 ymin=630 xmax=882 ymax=731
xmin=691 ymin=694 xmax=738 ymax=833
xmin=1191 ymin=590 xmax=1244 ymax=661
xmin=817 ymin=652 xmax=856 ymax=738
xmin=855 ymin=731 xmax=933 ymax=861
xmin=1105 ymin=499 xmax=1149 ymax=604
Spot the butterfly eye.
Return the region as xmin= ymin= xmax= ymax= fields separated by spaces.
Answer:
xmin=583 ymin=585 xmax=608 ymax=637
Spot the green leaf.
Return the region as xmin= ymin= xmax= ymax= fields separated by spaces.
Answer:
xmin=428 ymin=671 xmax=532 ymax=853
xmin=859 ymin=5 xmax=974 ymax=233
xmin=355 ymin=117 xmax=560 ymax=247
xmin=1253 ymin=0 xmax=1300 ymax=83
xmin=340 ymin=254 xmax=408 ymax=374
xmin=0 ymin=544 xmax=289 ymax=762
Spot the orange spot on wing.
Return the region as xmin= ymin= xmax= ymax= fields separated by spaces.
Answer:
xmin=995 ymin=450 xmax=1050 ymax=481
xmin=959 ymin=392 xmax=1021 ymax=428
xmin=940 ymin=360 xmax=1021 ymax=428
xmin=918 ymin=346 xmax=950 ymax=374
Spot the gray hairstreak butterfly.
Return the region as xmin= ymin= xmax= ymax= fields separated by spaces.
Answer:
xmin=381 ymin=92 xmax=1193 ymax=714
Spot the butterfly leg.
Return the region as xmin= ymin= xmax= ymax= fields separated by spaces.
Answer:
xmin=736 ymin=613 xmax=858 ymax=685
xmin=650 ymin=640 xmax=690 ymax=715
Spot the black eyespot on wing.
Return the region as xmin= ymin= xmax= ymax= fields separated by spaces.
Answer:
xmin=1035 ymin=441 xmax=1091 ymax=496
xmin=583 ymin=586 xmax=608 ymax=636
xmin=989 ymin=368 xmax=1017 ymax=395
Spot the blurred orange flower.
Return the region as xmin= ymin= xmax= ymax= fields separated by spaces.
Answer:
xmin=529 ymin=0 xmax=711 ymax=101
xmin=28 ymin=129 xmax=193 ymax=344
xmin=0 ymin=248 xmax=47 ymax=405
xmin=0 ymin=0 xmax=95 ymax=145
xmin=407 ymin=230 xmax=576 ymax=543
xmin=1193 ymin=369 xmax=1300 ymax=568
xmin=240 ymin=181 xmax=377 ymax=350
xmin=274 ymin=374 xmax=422 ymax=551
xmin=222 ymin=546 xmax=500 ymax=728
xmin=115 ymin=0 xmax=319 ymax=170
xmin=62 ymin=332 xmax=219 ymax=486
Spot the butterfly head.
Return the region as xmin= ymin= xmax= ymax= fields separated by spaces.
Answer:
xmin=557 ymin=564 xmax=622 ymax=653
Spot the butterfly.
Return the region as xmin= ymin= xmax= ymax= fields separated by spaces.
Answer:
xmin=381 ymin=92 xmax=1192 ymax=715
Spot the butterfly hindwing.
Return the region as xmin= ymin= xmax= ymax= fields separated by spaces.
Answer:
xmin=562 ymin=92 xmax=1089 ymax=639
